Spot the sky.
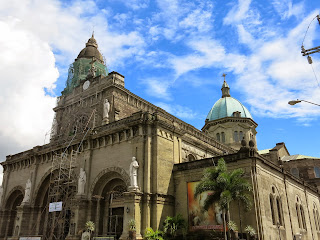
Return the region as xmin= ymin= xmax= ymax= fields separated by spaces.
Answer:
xmin=0 ymin=0 xmax=320 ymax=184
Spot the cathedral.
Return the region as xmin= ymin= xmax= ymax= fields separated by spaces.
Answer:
xmin=0 ymin=35 xmax=320 ymax=240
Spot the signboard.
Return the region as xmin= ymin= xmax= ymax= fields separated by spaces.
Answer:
xmin=187 ymin=181 xmax=223 ymax=231
xmin=19 ymin=237 xmax=41 ymax=240
xmin=49 ymin=201 xmax=63 ymax=212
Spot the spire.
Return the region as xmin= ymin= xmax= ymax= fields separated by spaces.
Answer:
xmin=221 ymin=73 xmax=230 ymax=98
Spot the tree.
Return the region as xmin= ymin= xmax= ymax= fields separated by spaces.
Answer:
xmin=195 ymin=158 xmax=252 ymax=240
xmin=163 ymin=214 xmax=186 ymax=239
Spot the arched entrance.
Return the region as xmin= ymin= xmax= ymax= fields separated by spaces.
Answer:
xmin=3 ymin=188 xmax=24 ymax=237
xmin=92 ymin=170 xmax=128 ymax=239
xmin=34 ymin=169 xmax=75 ymax=239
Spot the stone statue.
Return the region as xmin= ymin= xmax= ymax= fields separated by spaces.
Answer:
xmin=78 ymin=168 xmax=86 ymax=195
xmin=0 ymin=185 xmax=3 ymax=206
xmin=129 ymin=157 xmax=139 ymax=189
xmin=103 ymin=99 xmax=110 ymax=119
xmin=22 ymin=179 xmax=31 ymax=203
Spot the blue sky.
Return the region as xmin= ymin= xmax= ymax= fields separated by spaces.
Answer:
xmin=0 ymin=0 xmax=320 ymax=182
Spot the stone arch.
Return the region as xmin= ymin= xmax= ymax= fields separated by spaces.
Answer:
xmin=4 ymin=186 xmax=24 ymax=209
xmin=32 ymin=168 xmax=57 ymax=206
xmin=2 ymin=186 xmax=24 ymax=237
xmin=90 ymin=167 xmax=129 ymax=237
xmin=187 ymin=153 xmax=196 ymax=162
xmin=90 ymin=166 xmax=130 ymax=197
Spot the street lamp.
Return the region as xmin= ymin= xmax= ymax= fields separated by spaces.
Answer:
xmin=288 ymin=99 xmax=320 ymax=107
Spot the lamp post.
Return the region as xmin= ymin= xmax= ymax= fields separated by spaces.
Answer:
xmin=288 ymin=99 xmax=320 ymax=107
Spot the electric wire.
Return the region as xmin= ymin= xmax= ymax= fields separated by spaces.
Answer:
xmin=310 ymin=63 xmax=320 ymax=88
xmin=301 ymin=15 xmax=317 ymax=47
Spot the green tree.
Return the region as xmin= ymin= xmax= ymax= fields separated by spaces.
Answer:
xmin=163 ymin=214 xmax=186 ymax=239
xmin=194 ymin=158 xmax=252 ymax=240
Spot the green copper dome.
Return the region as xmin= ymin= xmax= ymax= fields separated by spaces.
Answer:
xmin=62 ymin=34 xmax=108 ymax=95
xmin=206 ymin=80 xmax=253 ymax=121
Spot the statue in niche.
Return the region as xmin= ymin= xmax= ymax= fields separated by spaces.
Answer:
xmin=103 ymin=99 xmax=110 ymax=123
xmin=0 ymin=185 xmax=3 ymax=206
xmin=78 ymin=168 xmax=86 ymax=195
xmin=22 ymin=179 xmax=31 ymax=203
xmin=129 ymin=157 xmax=139 ymax=190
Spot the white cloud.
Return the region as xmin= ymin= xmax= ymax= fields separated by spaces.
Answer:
xmin=223 ymin=0 xmax=252 ymax=24
xmin=165 ymin=9 xmax=320 ymax=121
xmin=156 ymin=102 xmax=198 ymax=120
xmin=0 ymin=0 xmax=148 ymax=184
xmin=179 ymin=6 xmax=213 ymax=32
xmin=272 ymin=0 xmax=304 ymax=20
xmin=143 ymin=78 xmax=172 ymax=100
xmin=0 ymin=19 xmax=57 ymax=166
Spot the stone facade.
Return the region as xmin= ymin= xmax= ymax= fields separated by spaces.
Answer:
xmin=0 ymin=36 xmax=319 ymax=240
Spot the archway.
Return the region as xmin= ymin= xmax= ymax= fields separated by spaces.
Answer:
xmin=34 ymin=169 xmax=75 ymax=238
xmin=34 ymin=171 xmax=51 ymax=236
xmin=3 ymin=188 xmax=24 ymax=237
xmin=91 ymin=170 xmax=128 ymax=239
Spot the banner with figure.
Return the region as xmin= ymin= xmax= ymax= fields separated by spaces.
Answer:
xmin=187 ymin=181 xmax=223 ymax=231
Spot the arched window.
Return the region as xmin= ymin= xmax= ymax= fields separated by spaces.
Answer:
xmin=270 ymin=186 xmax=284 ymax=227
xmin=296 ymin=203 xmax=302 ymax=229
xmin=234 ymin=131 xmax=238 ymax=142
xmin=276 ymin=197 xmax=283 ymax=226
xmin=221 ymin=132 xmax=225 ymax=143
xmin=300 ymin=205 xmax=307 ymax=229
xmin=315 ymin=167 xmax=320 ymax=178
xmin=314 ymin=204 xmax=320 ymax=231
xmin=296 ymin=197 xmax=306 ymax=229
xmin=239 ymin=131 xmax=244 ymax=141
xmin=270 ymin=195 xmax=276 ymax=225
xmin=216 ymin=133 xmax=220 ymax=142
xmin=187 ymin=154 xmax=196 ymax=162
xmin=291 ymin=168 xmax=299 ymax=178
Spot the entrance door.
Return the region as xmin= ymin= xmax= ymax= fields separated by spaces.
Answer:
xmin=108 ymin=207 xmax=124 ymax=239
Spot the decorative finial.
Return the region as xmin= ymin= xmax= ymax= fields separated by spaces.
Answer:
xmin=221 ymin=73 xmax=230 ymax=98
xmin=92 ymin=31 xmax=94 ymax=38
xmin=222 ymin=73 xmax=227 ymax=81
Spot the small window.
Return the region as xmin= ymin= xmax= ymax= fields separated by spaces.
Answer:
xmin=216 ymin=133 xmax=220 ymax=142
xmin=187 ymin=154 xmax=196 ymax=162
xmin=315 ymin=167 xmax=320 ymax=178
xmin=232 ymin=111 xmax=241 ymax=117
xmin=291 ymin=168 xmax=299 ymax=178
xmin=234 ymin=131 xmax=238 ymax=142
xmin=221 ymin=132 xmax=225 ymax=143
xmin=239 ymin=131 xmax=244 ymax=141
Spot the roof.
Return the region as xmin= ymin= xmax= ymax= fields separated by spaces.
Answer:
xmin=76 ymin=34 xmax=104 ymax=63
xmin=206 ymin=96 xmax=253 ymax=121
xmin=282 ymin=154 xmax=320 ymax=161
xmin=257 ymin=149 xmax=271 ymax=155
xmin=206 ymin=80 xmax=253 ymax=121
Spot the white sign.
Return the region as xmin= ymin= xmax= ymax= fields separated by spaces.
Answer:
xmin=49 ymin=202 xmax=63 ymax=212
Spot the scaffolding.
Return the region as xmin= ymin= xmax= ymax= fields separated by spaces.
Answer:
xmin=44 ymin=151 xmax=77 ymax=240
xmin=41 ymin=109 xmax=96 ymax=240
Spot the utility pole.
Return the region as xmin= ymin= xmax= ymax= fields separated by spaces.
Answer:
xmin=301 ymin=15 xmax=320 ymax=64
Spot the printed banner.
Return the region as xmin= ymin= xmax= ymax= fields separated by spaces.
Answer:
xmin=187 ymin=181 xmax=223 ymax=231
